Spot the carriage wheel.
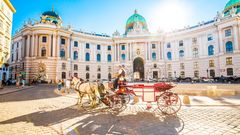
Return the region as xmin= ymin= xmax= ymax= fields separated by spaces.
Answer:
xmin=157 ymin=92 xmax=181 ymax=115
xmin=109 ymin=94 xmax=124 ymax=111
xmin=119 ymin=93 xmax=130 ymax=104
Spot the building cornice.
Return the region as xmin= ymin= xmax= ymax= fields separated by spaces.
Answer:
xmin=4 ymin=0 xmax=16 ymax=13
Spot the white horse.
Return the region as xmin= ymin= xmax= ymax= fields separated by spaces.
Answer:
xmin=71 ymin=77 xmax=105 ymax=107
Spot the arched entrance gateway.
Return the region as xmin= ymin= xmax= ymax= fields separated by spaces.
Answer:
xmin=133 ymin=57 xmax=144 ymax=81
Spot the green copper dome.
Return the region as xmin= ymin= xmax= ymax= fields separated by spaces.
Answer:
xmin=224 ymin=0 xmax=240 ymax=16
xmin=225 ymin=0 xmax=240 ymax=10
xmin=125 ymin=10 xmax=148 ymax=33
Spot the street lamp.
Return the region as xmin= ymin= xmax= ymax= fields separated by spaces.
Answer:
xmin=206 ymin=69 xmax=209 ymax=78
xmin=174 ymin=71 xmax=176 ymax=78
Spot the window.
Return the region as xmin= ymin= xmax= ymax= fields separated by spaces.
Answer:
xmin=41 ymin=47 xmax=46 ymax=57
xmin=62 ymin=72 xmax=66 ymax=79
xmin=208 ymin=45 xmax=214 ymax=56
xmin=168 ymin=72 xmax=172 ymax=78
xmin=208 ymin=34 xmax=213 ymax=41
xmin=167 ymin=64 xmax=171 ymax=70
xmin=108 ymin=73 xmax=112 ymax=81
xmin=121 ymin=45 xmax=125 ymax=50
xmin=107 ymin=54 xmax=112 ymax=62
xmin=193 ymin=48 xmax=198 ymax=58
xmin=192 ymin=38 xmax=197 ymax=44
xmin=97 ymin=66 xmax=101 ymax=72
xmin=194 ymin=71 xmax=199 ymax=78
xmin=152 ymin=44 xmax=156 ymax=49
xmin=108 ymin=46 xmax=111 ymax=51
xmin=60 ymin=49 xmax=65 ymax=58
xmin=193 ymin=62 xmax=199 ymax=69
xmin=167 ymin=43 xmax=171 ymax=48
xmin=86 ymin=65 xmax=90 ymax=71
xmin=180 ymin=71 xmax=185 ymax=78
xmin=97 ymin=54 xmax=101 ymax=62
xmin=154 ymin=64 xmax=157 ymax=68
xmin=180 ymin=63 xmax=185 ymax=70
xmin=86 ymin=43 xmax=90 ymax=49
xmin=167 ymin=52 xmax=172 ymax=60
xmin=179 ymin=40 xmax=183 ymax=47
xmin=209 ymin=60 xmax=215 ymax=67
xmin=210 ymin=70 xmax=215 ymax=78
xmin=42 ymin=36 xmax=47 ymax=43
xmin=97 ymin=45 xmax=101 ymax=50
xmin=227 ymin=68 xmax=233 ymax=76
xmin=225 ymin=29 xmax=231 ymax=37
xmin=85 ymin=53 xmax=90 ymax=61
xmin=61 ymin=38 xmax=65 ymax=45
xmin=121 ymin=54 xmax=126 ymax=60
xmin=74 ymin=41 xmax=78 ymax=47
xmin=62 ymin=63 xmax=66 ymax=70
xmin=226 ymin=57 xmax=232 ymax=65
xmin=73 ymin=51 xmax=78 ymax=60
xmin=152 ymin=52 xmax=156 ymax=60
xmin=74 ymin=64 xmax=78 ymax=70
xmin=97 ymin=73 xmax=101 ymax=79
xmin=179 ymin=50 xmax=184 ymax=58
xmin=86 ymin=73 xmax=90 ymax=80
xmin=226 ymin=41 xmax=233 ymax=53
xmin=74 ymin=73 xmax=78 ymax=77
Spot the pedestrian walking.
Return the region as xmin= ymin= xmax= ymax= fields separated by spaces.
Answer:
xmin=65 ymin=79 xmax=71 ymax=94
xmin=22 ymin=79 xmax=25 ymax=88
xmin=16 ymin=79 xmax=20 ymax=89
xmin=57 ymin=80 xmax=62 ymax=91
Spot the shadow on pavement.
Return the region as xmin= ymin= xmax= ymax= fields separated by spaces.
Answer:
xmin=0 ymin=85 xmax=61 ymax=103
xmin=0 ymin=104 xmax=184 ymax=135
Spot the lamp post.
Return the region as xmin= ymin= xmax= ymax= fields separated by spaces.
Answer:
xmin=206 ymin=69 xmax=209 ymax=78
xmin=174 ymin=71 xmax=176 ymax=78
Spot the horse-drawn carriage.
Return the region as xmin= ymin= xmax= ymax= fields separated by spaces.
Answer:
xmin=71 ymin=77 xmax=181 ymax=115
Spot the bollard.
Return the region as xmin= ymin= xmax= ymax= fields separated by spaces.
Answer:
xmin=183 ymin=95 xmax=190 ymax=105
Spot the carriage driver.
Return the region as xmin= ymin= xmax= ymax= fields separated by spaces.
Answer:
xmin=113 ymin=65 xmax=126 ymax=90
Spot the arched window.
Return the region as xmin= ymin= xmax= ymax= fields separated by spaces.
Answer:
xmin=62 ymin=72 xmax=66 ymax=79
xmin=60 ymin=49 xmax=65 ymax=58
xmin=108 ymin=73 xmax=112 ymax=81
xmin=85 ymin=53 xmax=90 ymax=61
xmin=86 ymin=73 xmax=90 ymax=80
xmin=179 ymin=50 xmax=184 ymax=58
xmin=41 ymin=47 xmax=46 ymax=57
xmin=74 ymin=64 xmax=78 ymax=70
xmin=97 ymin=73 xmax=101 ymax=79
xmin=122 ymin=54 xmax=125 ymax=60
xmin=210 ymin=69 xmax=215 ymax=78
xmin=73 ymin=51 xmax=78 ymax=60
xmin=226 ymin=41 xmax=233 ymax=53
xmin=167 ymin=52 xmax=172 ymax=60
xmin=208 ymin=45 xmax=214 ymax=56
xmin=62 ymin=63 xmax=66 ymax=70
xmin=152 ymin=52 xmax=156 ymax=60
xmin=97 ymin=54 xmax=101 ymax=62
xmin=107 ymin=54 xmax=112 ymax=62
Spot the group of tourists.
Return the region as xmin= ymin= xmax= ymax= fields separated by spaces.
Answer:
xmin=57 ymin=79 xmax=71 ymax=93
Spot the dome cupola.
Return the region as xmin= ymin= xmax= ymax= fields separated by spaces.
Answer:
xmin=125 ymin=10 xmax=148 ymax=34
xmin=41 ymin=7 xmax=62 ymax=26
xmin=223 ymin=0 xmax=240 ymax=16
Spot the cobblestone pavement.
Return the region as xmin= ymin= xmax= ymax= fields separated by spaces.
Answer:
xmin=0 ymin=85 xmax=240 ymax=135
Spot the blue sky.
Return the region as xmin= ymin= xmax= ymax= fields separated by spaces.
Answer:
xmin=11 ymin=0 xmax=228 ymax=35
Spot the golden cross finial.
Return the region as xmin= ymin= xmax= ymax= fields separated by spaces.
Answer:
xmin=52 ymin=5 xmax=54 ymax=11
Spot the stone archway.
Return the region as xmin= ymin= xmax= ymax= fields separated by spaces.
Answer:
xmin=133 ymin=57 xmax=144 ymax=80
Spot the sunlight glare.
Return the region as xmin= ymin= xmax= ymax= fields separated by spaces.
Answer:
xmin=149 ymin=0 xmax=192 ymax=32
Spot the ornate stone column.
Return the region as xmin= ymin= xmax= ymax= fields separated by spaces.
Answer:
xmin=26 ymin=35 xmax=30 ymax=57
xmin=48 ymin=34 xmax=52 ymax=57
xmin=52 ymin=34 xmax=56 ymax=57
xmin=233 ymin=25 xmax=239 ymax=51
xmin=31 ymin=34 xmax=35 ymax=57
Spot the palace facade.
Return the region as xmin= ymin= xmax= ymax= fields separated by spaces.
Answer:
xmin=0 ymin=0 xmax=15 ymax=81
xmin=9 ymin=0 xmax=240 ymax=83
